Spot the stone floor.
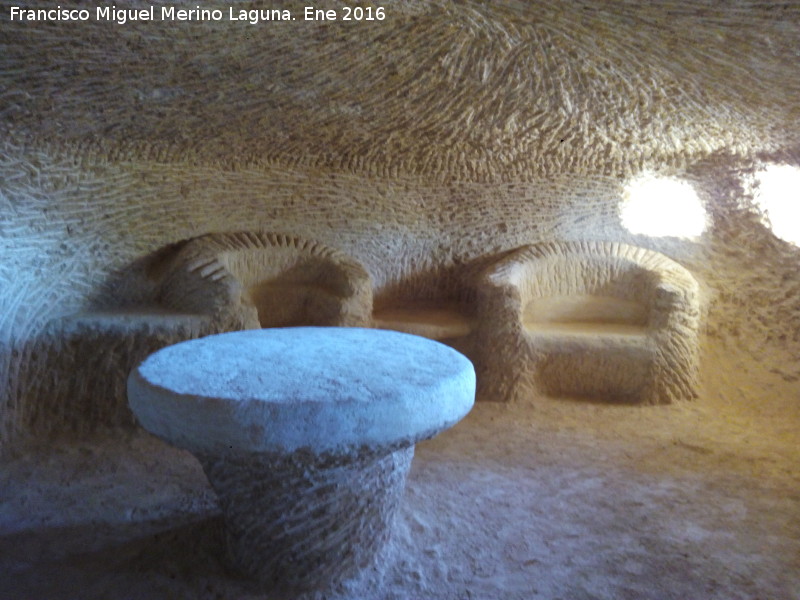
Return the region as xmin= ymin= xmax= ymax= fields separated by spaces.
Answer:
xmin=1 ymin=369 xmax=798 ymax=600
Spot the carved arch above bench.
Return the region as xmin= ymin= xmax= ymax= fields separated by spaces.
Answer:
xmin=159 ymin=231 xmax=373 ymax=330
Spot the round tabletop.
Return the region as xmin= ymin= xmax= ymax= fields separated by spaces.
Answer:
xmin=128 ymin=327 xmax=475 ymax=455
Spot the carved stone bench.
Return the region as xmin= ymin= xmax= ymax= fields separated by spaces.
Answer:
xmin=127 ymin=327 xmax=475 ymax=594
xmin=478 ymin=241 xmax=702 ymax=403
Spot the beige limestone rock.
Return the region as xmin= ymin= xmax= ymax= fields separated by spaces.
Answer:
xmin=477 ymin=241 xmax=702 ymax=404
xmin=160 ymin=231 xmax=374 ymax=330
xmin=128 ymin=327 xmax=475 ymax=592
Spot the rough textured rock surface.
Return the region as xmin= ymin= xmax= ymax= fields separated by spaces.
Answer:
xmin=127 ymin=328 xmax=476 ymax=455
xmin=479 ymin=241 xmax=701 ymax=404
xmin=160 ymin=231 xmax=374 ymax=330
xmin=8 ymin=311 xmax=218 ymax=443
xmin=127 ymin=328 xmax=475 ymax=592
xmin=198 ymin=446 xmax=414 ymax=593
xmin=2 ymin=393 xmax=798 ymax=600
xmin=3 ymin=2 xmax=799 ymax=450
xmin=2 ymin=1 xmax=798 ymax=178
xmin=3 ymin=230 xmax=375 ymax=442
xmin=1 ymin=2 xmax=799 ymax=594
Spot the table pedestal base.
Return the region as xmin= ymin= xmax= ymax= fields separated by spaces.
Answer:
xmin=197 ymin=445 xmax=414 ymax=593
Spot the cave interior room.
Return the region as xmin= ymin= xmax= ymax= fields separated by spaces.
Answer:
xmin=1 ymin=1 xmax=799 ymax=599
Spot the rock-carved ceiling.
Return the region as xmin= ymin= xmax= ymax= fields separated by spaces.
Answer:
xmin=2 ymin=0 xmax=799 ymax=180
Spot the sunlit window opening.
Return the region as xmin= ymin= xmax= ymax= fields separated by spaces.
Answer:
xmin=752 ymin=164 xmax=800 ymax=246
xmin=620 ymin=173 xmax=707 ymax=239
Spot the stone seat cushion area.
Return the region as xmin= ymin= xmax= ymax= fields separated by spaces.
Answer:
xmin=523 ymin=295 xmax=648 ymax=328
xmin=522 ymin=295 xmax=651 ymax=400
xmin=525 ymin=322 xmax=648 ymax=337
xmin=372 ymin=306 xmax=474 ymax=341
xmin=127 ymin=327 xmax=475 ymax=593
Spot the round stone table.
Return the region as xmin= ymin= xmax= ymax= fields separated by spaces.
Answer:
xmin=127 ymin=327 xmax=475 ymax=594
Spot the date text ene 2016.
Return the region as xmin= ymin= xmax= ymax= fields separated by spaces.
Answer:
xmin=304 ymin=6 xmax=386 ymax=21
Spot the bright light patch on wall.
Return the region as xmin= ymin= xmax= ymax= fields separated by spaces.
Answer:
xmin=620 ymin=173 xmax=707 ymax=238
xmin=753 ymin=164 xmax=800 ymax=246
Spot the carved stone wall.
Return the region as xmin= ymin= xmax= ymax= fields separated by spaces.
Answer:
xmin=2 ymin=1 xmax=800 ymax=450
